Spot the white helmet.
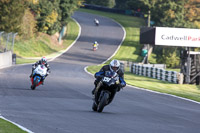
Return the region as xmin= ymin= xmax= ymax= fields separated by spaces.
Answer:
xmin=94 ymin=41 xmax=97 ymax=44
xmin=109 ymin=59 xmax=120 ymax=72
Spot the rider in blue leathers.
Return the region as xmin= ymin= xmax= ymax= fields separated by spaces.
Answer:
xmin=92 ymin=59 xmax=126 ymax=104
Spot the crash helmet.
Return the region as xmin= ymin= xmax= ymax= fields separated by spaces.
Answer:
xmin=109 ymin=59 xmax=120 ymax=72
xmin=41 ymin=57 xmax=47 ymax=64
xmin=94 ymin=41 xmax=97 ymax=44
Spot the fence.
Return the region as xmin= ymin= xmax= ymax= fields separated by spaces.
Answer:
xmin=130 ymin=64 xmax=183 ymax=84
xmin=0 ymin=31 xmax=17 ymax=53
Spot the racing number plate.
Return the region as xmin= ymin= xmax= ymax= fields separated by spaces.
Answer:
xmin=103 ymin=77 xmax=111 ymax=82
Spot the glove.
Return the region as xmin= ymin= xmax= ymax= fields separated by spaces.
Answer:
xmin=94 ymin=80 xmax=98 ymax=85
xmin=117 ymin=87 xmax=121 ymax=92
xmin=32 ymin=65 xmax=36 ymax=69
xmin=120 ymin=82 xmax=126 ymax=88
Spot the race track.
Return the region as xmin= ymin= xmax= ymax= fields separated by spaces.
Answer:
xmin=0 ymin=11 xmax=200 ymax=133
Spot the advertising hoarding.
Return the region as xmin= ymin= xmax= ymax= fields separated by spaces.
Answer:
xmin=155 ymin=27 xmax=200 ymax=47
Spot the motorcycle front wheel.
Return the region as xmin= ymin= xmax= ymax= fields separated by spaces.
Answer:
xmin=31 ymin=79 xmax=39 ymax=90
xmin=97 ymin=92 xmax=109 ymax=112
xmin=92 ymin=102 xmax=97 ymax=111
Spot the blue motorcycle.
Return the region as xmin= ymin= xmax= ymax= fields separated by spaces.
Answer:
xmin=30 ymin=64 xmax=47 ymax=90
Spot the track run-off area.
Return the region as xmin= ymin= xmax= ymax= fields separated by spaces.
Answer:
xmin=0 ymin=11 xmax=200 ymax=133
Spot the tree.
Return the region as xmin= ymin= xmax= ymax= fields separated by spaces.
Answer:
xmin=21 ymin=8 xmax=37 ymax=39
xmin=158 ymin=47 xmax=180 ymax=68
xmin=30 ymin=0 xmax=61 ymax=35
xmin=59 ymin=0 xmax=79 ymax=26
xmin=139 ymin=0 xmax=157 ymax=12
xmin=0 ymin=0 xmax=27 ymax=33
xmin=151 ymin=0 xmax=187 ymax=27
xmin=85 ymin=0 xmax=115 ymax=8
xmin=29 ymin=0 xmax=79 ymax=35
xmin=185 ymin=0 xmax=200 ymax=28
xmin=85 ymin=0 xmax=98 ymax=5
xmin=125 ymin=0 xmax=144 ymax=11
xmin=115 ymin=0 xmax=129 ymax=9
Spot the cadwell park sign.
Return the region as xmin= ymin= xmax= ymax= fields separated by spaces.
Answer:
xmin=140 ymin=27 xmax=200 ymax=47
xmin=140 ymin=27 xmax=200 ymax=85
xmin=155 ymin=27 xmax=200 ymax=47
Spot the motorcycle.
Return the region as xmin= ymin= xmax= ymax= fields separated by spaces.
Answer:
xmin=93 ymin=44 xmax=98 ymax=51
xmin=94 ymin=19 xmax=99 ymax=26
xmin=30 ymin=64 xmax=47 ymax=90
xmin=92 ymin=71 xmax=119 ymax=112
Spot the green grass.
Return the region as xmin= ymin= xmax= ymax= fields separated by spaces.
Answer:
xmin=16 ymin=58 xmax=38 ymax=64
xmin=15 ymin=18 xmax=79 ymax=64
xmin=125 ymin=72 xmax=200 ymax=102
xmin=0 ymin=118 xmax=27 ymax=133
xmin=82 ymin=8 xmax=200 ymax=102
xmin=166 ymin=68 xmax=180 ymax=72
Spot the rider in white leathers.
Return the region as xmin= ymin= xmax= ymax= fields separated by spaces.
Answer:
xmin=30 ymin=57 xmax=50 ymax=84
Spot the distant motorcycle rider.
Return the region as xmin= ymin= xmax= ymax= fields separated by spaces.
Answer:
xmin=93 ymin=41 xmax=99 ymax=49
xmin=29 ymin=57 xmax=50 ymax=84
xmin=94 ymin=18 xmax=99 ymax=26
xmin=92 ymin=59 xmax=126 ymax=104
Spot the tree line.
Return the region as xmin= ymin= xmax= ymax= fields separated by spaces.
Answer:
xmin=85 ymin=0 xmax=200 ymax=29
xmin=0 ymin=0 xmax=79 ymax=38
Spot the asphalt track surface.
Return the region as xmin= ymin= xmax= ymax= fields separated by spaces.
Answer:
xmin=0 ymin=11 xmax=200 ymax=133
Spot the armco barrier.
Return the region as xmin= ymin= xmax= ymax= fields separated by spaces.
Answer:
xmin=0 ymin=51 xmax=12 ymax=68
xmin=131 ymin=64 xmax=183 ymax=84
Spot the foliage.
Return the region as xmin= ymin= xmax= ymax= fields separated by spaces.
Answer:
xmin=157 ymin=47 xmax=180 ymax=68
xmin=125 ymin=0 xmax=144 ymax=10
xmin=151 ymin=0 xmax=187 ymax=27
xmin=114 ymin=0 xmax=129 ymax=9
xmin=0 ymin=0 xmax=27 ymax=34
xmin=85 ymin=0 xmax=115 ymax=8
xmin=29 ymin=0 xmax=79 ymax=35
xmin=30 ymin=0 xmax=61 ymax=35
xmin=59 ymin=0 xmax=79 ymax=26
xmin=21 ymin=8 xmax=37 ymax=39
xmin=185 ymin=0 xmax=200 ymax=28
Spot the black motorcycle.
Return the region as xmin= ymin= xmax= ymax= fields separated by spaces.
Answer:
xmin=92 ymin=71 xmax=119 ymax=112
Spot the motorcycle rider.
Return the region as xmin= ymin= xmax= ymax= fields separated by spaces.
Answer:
xmin=29 ymin=57 xmax=50 ymax=84
xmin=93 ymin=41 xmax=99 ymax=50
xmin=92 ymin=59 xmax=126 ymax=104
xmin=94 ymin=18 xmax=99 ymax=26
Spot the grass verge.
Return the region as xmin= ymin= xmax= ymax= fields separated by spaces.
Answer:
xmin=15 ymin=18 xmax=79 ymax=64
xmin=0 ymin=118 xmax=27 ymax=133
xmin=81 ymin=8 xmax=200 ymax=102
